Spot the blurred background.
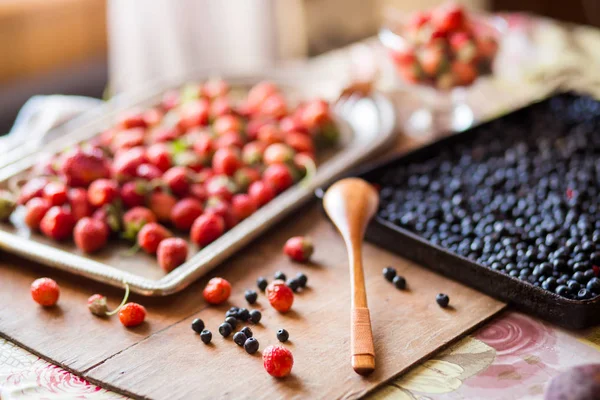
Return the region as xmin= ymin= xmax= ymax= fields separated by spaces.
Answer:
xmin=0 ymin=0 xmax=598 ymax=134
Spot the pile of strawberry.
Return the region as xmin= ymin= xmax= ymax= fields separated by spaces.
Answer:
xmin=387 ymin=2 xmax=499 ymax=89
xmin=10 ymin=80 xmax=338 ymax=271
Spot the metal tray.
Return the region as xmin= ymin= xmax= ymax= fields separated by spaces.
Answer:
xmin=319 ymin=92 xmax=600 ymax=329
xmin=0 ymin=74 xmax=397 ymax=296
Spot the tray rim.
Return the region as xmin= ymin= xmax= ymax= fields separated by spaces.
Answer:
xmin=0 ymin=74 xmax=397 ymax=296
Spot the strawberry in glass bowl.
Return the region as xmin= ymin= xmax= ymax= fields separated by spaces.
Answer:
xmin=380 ymin=2 xmax=504 ymax=135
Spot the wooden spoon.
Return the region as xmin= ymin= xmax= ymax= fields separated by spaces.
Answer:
xmin=323 ymin=177 xmax=379 ymax=376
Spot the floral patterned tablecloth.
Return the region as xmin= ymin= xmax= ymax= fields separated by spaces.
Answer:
xmin=1 ymin=311 xmax=599 ymax=399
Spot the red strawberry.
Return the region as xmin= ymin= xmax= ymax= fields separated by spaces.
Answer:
xmin=119 ymin=303 xmax=146 ymax=327
xmin=299 ymin=99 xmax=330 ymax=130
xmin=68 ymin=188 xmax=93 ymax=221
xmin=260 ymin=94 xmax=287 ymax=119
xmin=431 ymin=3 xmax=467 ymax=33
xmin=257 ymin=124 xmax=284 ymax=145
xmin=88 ymin=179 xmax=119 ymax=207
xmin=419 ymin=45 xmax=446 ymax=77
xmin=202 ymin=277 xmax=231 ymax=304
xmin=40 ymin=206 xmax=75 ymax=241
xmin=247 ymin=81 xmax=278 ymax=112
xmin=43 ymin=182 xmax=68 ymax=206
xmin=233 ymin=167 xmax=261 ymax=192
xmin=120 ymin=181 xmax=148 ymax=208
xmin=214 ymin=131 xmax=244 ymax=149
xmin=205 ymin=197 xmax=238 ymax=230
xmin=17 ymin=177 xmax=48 ymax=204
xmin=266 ymin=280 xmax=294 ymax=312
xmin=450 ymin=32 xmax=477 ymax=62
xmin=146 ymin=143 xmax=172 ymax=172
xmin=92 ymin=205 xmax=121 ymax=233
xmin=136 ymin=163 xmax=163 ymax=180
xmin=263 ymin=164 xmax=294 ymax=193
xmin=178 ymin=99 xmax=210 ymax=131
xmin=116 ymin=110 xmax=147 ymax=130
xmin=172 ymin=150 xmax=206 ymax=172
xmin=280 ymin=116 xmax=308 ymax=135
xmin=451 ymin=60 xmax=477 ymax=86
xmin=171 ymin=198 xmax=203 ymax=231
xmin=163 ymin=166 xmax=192 ymax=196
xmin=210 ymin=96 xmax=232 ymax=118
xmin=476 ymin=36 xmax=499 ymax=60
xmin=248 ymin=181 xmax=276 ymax=207
xmin=231 ymin=194 xmax=257 ymax=221
xmin=122 ymin=206 xmax=157 ymax=240
xmin=242 ymin=141 xmax=267 ymax=165
xmin=137 ymin=222 xmax=172 ymax=254
xmin=191 ymin=213 xmax=225 ymax=247
xmin=205 ymin=175 xmax=238 ymax=201
xmin=60 ymin=149 xmax=111 ymax=187
xmin=87 ymin=294 xmax=108 ymax=316
xmin=246 ymin=119 xmax=271 ymax=141
xmin=285 ymin=131 xmax=314 ymax=154
xmin=189 ymin=183 xmax=208 ymax=202
xmin=24 ymin=197 xmax=52 ymax=230
xmin=111 ymin=128 xmax=145 ymax=151
xmin=74 ymin=217 xmax=109 ymax=253
xmin=213 ymin=115 xmax=242 ymax=135
xmin=263 ymin=345 xmax=294 ymax=378
xmin=30 ymin=277 xmax=60 ymax=306
xmin=212 ymin=147 xmax=241 ymax=176
xmin=283 ymin=236 xmax=314 ymax=262
xmin=202 ymin=79 xmax=229 ymax=98
xmin=263 ymin=143 xmax=295 ymax=165
xmin=157 ymin=237 xmax=188 ymax=272
xmin=143 ymin=107 xmax=163 ymax=126
xmin=148 ymin=191 xmax=178 ymax=223
xmin=406 ymin=11 xmax=431 ymax=39
xmin=112 ymin=147 xmax=148 ymax=182
xmin=161 ymin=90 xmax=180 ymax=111
xmin=192 ymin=132 xmax=215 ymax=158
xmin=151 ymin=126 xmax=181 ymax=143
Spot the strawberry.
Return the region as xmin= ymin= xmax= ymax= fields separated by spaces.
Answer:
xmin=450 ymin=32 xmax=476 ymax=62
xmin=260 ymin=94 xmax=288 ymax=119
xmin=68 ymin=188 xmax=93 ymax=221
xmin=137 ymin=222 xmax=172 ymax=254
xmin=24 ymin=197 xmax=52 ymax=230
xmin=202 ymin=79 xmax=229 ymax=99
xmin=266 ymin=280 xmax=294 ymax=312
xmin=172 ymin=150 xmax=206 ymax=172
xmin=120 ymin=181 xmax=148 ymax=208
xmin=146 ymin=143 xmax=172 ymax=172
xmin=210 ymin=96 xmax=233 ymax=118
xmin=205 ymin=175 xmax=238 ymax=201
xmin=17 ymin=177 xmax=48 ymax=204
xmin=242 ymin=141 xmax=267 ymax=165
xmin=285 ymin=131 xmax=314 ymax=154
xmin=151 ymin=127 xmax=181 ymax=143
xmin=116 ymin=110 xmax=147 ymax=130
xmin=213 ymin=115 xmax=242 ymax=135
xmin=92 ymin=205 xmax=121 ymax=233
xmin=163 ymin=166 xmax=192 ymax=197
xmin=42 ymin=182 xmax=68 ymax=206
xmin=60 ymin=149 xmax=111 ymax=187
xmin=88 ymin=179 xmax=119 ymax=207
xmin=204 ymin=197 xmax=238 ymax=230
xmin=451 ymin=60 xmax=477 ymax=86
xmin=148 ymin=191 xmax=178 ymax=223
xmin=40 ymin=206 xmax=75 ymax=241
xmin=476 ymin=36 xmax=499 ymax=60
xmin=214 ymin=131 xmax=244 ymax=149
xmin=30 ymin=277 xmax=60 ymax=306
xmin=431 ymin=2 xmax=467 ymax=33
xmin=122 ymin=207 xmax=157 ymax=240
xmin=192 ymin=132 xmax=215 ymax=158
xmin=202 ymin=277 xmax=231 ymax=305
xmin=171 ymin=198 xmax=203 ymax=231
xmin=263 ymin=345 xmax=293 ymax=378
xmin=283 ymin=236 xmax=314 ymax=262
xmin=74 ymin=217 xmax=109 ymax=253
xmin=263 ymin=143 xmax=295 ymax=165
xmin=143 ymin=108 xmax=163 ymax=127
xmin=280 ymin=116 xmax=308 ymax=135
xmin=248 ymin=181 xmax=276 ymax=207
xmin=419 ymin=45 xmax=447 ymax=77
xmin=263 ymin=164 xmax=294 ymax=193
xmin=111 ymin=128 xmax=145 ymax=151
xmin=299 ymin=99 xmax=330 ymax=130
xmin=112 ymin=147 xmax=148 ymax=182
xmin=212 ymin=147 xmax=241 ymax=176
xmin=0 ymin=190 xmax=16 ymax=221
xmin=406 ymin=11 xmax=431 ymax=41
xmin=136 ymin=163 xmax=163 ymax=180
xmin=157 ymin=237 xmax=188 ymax=272
xmin=178 ymin=99 xmax=210 ymax=131
xmin=87 ymin=294 xmax=108 ymax=316
xmin=161 ymin=90 xmax=180 ymax=111
xmin=257 ymin=124 xmax=284 ymax=145
xmin=233 ymin=167 xmax=261 ymax=192
xmin=231 ymin=194 xmax=257 ymax=221
xmin=119 ymin=303 xmax=146 ymax=327
xmin=246 ymin=119 xmax=271 ymax=141
xmin=189 ymin=183 xmax=208 ymax=202
xmin=191 ymin=213 xmax=225 ymax=247
xmin=247 ymin=81 xmax=278 ymax=112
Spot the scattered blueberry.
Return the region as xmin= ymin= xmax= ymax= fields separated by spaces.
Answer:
xmin=274 ymin=271 xmax=286 ymax=281
xmin=240 ymin=326 xmax=253 ymax=338
xmin=245 ymin=289 xmax=258 ymax=304
xmin=392 ymin=275 xmax=406 ymax=290
xmin=295 ymin=272 xmax=308 ymax=288
xmin=218 ymin=322 xmax=233 ymax=337
xmin=276 ymin=328 xmax=289 ymax=342
xmin=587 ymin=277 xmax=600 ymax=292
xmin=244 ymin=337 xmax=259 ymax=354
xmin=383 ymin=267 xmax=397 ymax=282
xmin=225 ymin=316 xmax=238 ymax=329
xmin=436 ymin=293 xmax=450 ymax=308
xmin=225 ymin=306 xmax=239 ymax=318
xmin=233 ymin=331 xmax=247 ymax=346
xmin=237 ymin=308 xmax=250 ymax=321
xmin=200 ymin=330 xmax=212 ymax=344
xmin=556 ymin=285 xmax=570 ymax=297
xmin=249 ymin=309 xmax=262 ymax=324
xmin=257 ymin=277 xmax=268 ymax=292
xmin=578 ymin=288 xmax=592 ymax=300
xmin=191 ymin=318 xmax=205 ymax=333
xmin=286 ymin=278 xmax=301 ymax=292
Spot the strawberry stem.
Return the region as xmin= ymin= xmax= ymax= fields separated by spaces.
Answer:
xmin=105 ymin=283 xmax=130 ymax=316
xmin=299 ymin=156 xmax=317 ymax=188
xmin=122 ymin=243 xmax=141 ymax=256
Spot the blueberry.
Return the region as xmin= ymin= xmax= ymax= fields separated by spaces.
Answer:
xmin=393 ymin=275 xmax=406 ymax=290
xmin=191 ymin=318 xmax=205 ymax=333
xmin=257 ymin=277 xmax=268 ymax=291
xmin=237 ymin=308 xmax=250 ymax=321
xmin=286 ymin=278 xmax=301 ymax=292
xmin=249 ymin=309 xmax=262 ymax=324
xmin=225 ymin=316 xmax=238 ymax=329
xmin=542 ymin=277 xmax=557 ymax=291
xmin=586 ymin=277 xmax=600 ymax=292
xmin=218 ymin=322 xmax=233 ymax=337
xmin=295 ymin=272 xmax=308 ymax=288
xmin=555 ymin=285 xmax=570 ymax=297
xmin=436 ymin=293 xmax=450 ymax=308
xmin=276 ymin=328 xmax=289 ymax=342
xmin=577 ymin=288 xmax=592 ymax=300
xmin=244 ymin=337 xmax=259 ymax=354
xmin=567 ymin=280 xmax=581 ymax=292
xmin=240 ymin=326 xmax=253 ymax=338
xmin=233 ymin=331 xmax=247 ymax=346
xmin=383 ymin=267 xmax=397 ymax=282
xmin=274 ymin=271 xmax=286 ymax=281
xmin=225 ymin=306 xmax=239 ymax=318
xmin=200 ymin=330 xmax=212 ymax=344
xmin=245 ymin=289 xmax=258 ymax=304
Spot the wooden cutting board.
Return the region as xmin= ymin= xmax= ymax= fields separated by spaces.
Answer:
xmin=0 ymin=202 xmax=505 ymax=400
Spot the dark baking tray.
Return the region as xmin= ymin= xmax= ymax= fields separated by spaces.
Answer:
xmin=318 ymin=92 xmax=600 ymax=329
